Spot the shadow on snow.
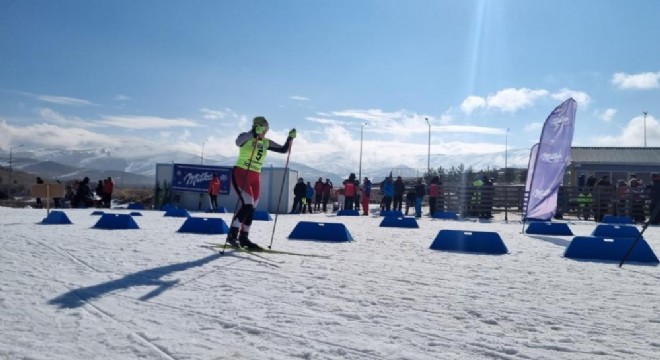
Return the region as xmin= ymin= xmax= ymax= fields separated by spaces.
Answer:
xmin=48 ymin=253 xmax=222 ymax=309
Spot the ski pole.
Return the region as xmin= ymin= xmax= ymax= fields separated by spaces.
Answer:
xmin=619 ymin=201 xmax=660 ymax=267
xmin=268 ymin=139 xmax=294 ymax=249
xmin=221 ymin=140 xmax=258 ymax=255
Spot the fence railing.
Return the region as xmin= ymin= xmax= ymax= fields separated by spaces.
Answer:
xmin=361 ymin=185 xmax=653 ymax=221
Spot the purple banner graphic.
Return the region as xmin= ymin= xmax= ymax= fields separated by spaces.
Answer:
xmin=525 ymin=143 xmax=539 ymax=195
xmin=525 ymin=98 xmax=577 ymax=221
xmin=171 ymin=164 xmax=232 ymax=194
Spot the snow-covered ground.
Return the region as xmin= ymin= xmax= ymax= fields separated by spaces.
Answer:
xmin=1 ymin=206 xmax=659 ymax=360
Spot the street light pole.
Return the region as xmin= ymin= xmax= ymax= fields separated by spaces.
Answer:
xmin=643 ymin=111 xmax=648 ymax=147
xmin=505 ymin=128 xmax=510 ymax=181
xmin=200 ymin=138 xmax=208 ymax=164
xmin=358 ymin=123 xmax=367 ymax=183
xmin=8 ymin=144 xmax=25 ymax=198
xmin=425 ymin=117 xmax=431 ymax=176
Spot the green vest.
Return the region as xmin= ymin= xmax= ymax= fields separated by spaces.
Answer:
xmin=235 ymin=138 xmax=269 ymax=172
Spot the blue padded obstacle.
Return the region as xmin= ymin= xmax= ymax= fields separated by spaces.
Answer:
xmin=164 ymin=208 xmax=190 ymax=218
xmin=253 ymin=210 xmax=272 ymax=221
xmin=91 ymin=210 xmax=104 ymax=216
xmin=591 ymin=224 xmax=640 ymax=238
xmin=565 ymin=236 xmax=659 ymax=263
xmin=337 ymin=209 xmax=359 ymax=216
xmin=130 ymin=212 xmax=143 ymax=216
xmin=127 ymin=202 xmax=145 ymax=210
xmin=41 ymin=211 xmax=72 ymax=225
xmin=288 ymin=221 xmax=353 ymax=242
xmin=432 ymin=212 xmax=460 ymax=220
xmin=601 ymin=215 xmax=633 ymax=224
xmin=177 ymin=217 xmax=229 ymax=235
xmin=379 ymin=216 xmax=419 ymax=228
xmin=160 ymin=203 xmax=177 ymax=212
xmin=525 ymin=222 xmax=573 ymax=236
xmin=380 ymin=210 xmax=404 ymax=217
xmin=430 ymin=230 xmax=508 ymax=255
xmin=93 ymin=213 xmax=139 ymax=230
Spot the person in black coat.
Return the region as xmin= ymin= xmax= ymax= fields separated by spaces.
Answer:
xmin=393 ymin=176 xmax=405 ymax=211
xmin=650 ymin=174 xmax=660 ymax=225
xmin=291 ymin=177 xmax=307 ymax=214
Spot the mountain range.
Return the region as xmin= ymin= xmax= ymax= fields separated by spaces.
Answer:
xmin=0 ymin=147 xmax=532 ymax=187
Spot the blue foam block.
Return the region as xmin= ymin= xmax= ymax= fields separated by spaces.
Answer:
xmin=430 ymin=230 xmax=508 ymax=255
xmin=288 ymin=221 xmax=353 ymax=242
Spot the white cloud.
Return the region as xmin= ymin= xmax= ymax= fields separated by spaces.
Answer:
xmin=524 ymin=122 xmax=543 ymax=132
xmin=199 ymin=108 xmax=226 ymax=120
xmin=290 ymin=95 xmax=310 ymax=101
xmin=36 ymin=95 xmax=96 ymax=106
xmin=98 ymin=115 xmax=200 ymax=129
xmin=460 ymin=96 xmax=486 ymax=114
xmin=611 ymin=71 xmax=660 ymax=89
xmin=592 ymin=114 xmax=659 ymax=146
xmin=38 ymin=108 xmax=104 ymax=128
xmin=486 ymin=88 xmax=549 ymax=113
xmin=177 ymin=129 xmax=192 ymax=142
xmin=114 ymin=95 xmax=130 ymax=101
xmin=551 ymin=88 xmax=591 ymax=107
xmin=597 ymin=108 xmax=617 ymax=122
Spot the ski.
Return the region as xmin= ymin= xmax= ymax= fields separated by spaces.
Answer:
xmin=205 ymin=242 xmax=331 ymax=258
xmin=200 ymin=244 xmax=282 ymax=265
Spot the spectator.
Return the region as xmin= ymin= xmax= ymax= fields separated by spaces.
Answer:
xmin=53 ymin=180 xmax=62 ymax=208
xmin=428 ymin=176 xmax=439 ymax=215
xmin=414 ymin=178 xmax=426 ymax=218
xmin=380 ymin=176 xmax=394 ymax=211
xmin=593 ymin=175 xmax=612 ymax=222
xmin=361 ymin=177 xmax=372 ymax=215
xmin=35 ymin=177 xmax=44 ymax=208
xmin=405 ymin=188 xmax=415 ymax=216
xmin=103 ymin=177 xmax=114 ymax=208
xmin=577 ymin=188 xmax=593 ymax=220
xmin=481 ymin=176 xmax=494 ymax=219
xmin=74 ymin=177 xmax=94 ymax=208
xmin=393 ymin=176 xmax=405 ymax=212
xmin=650 ymin=173 xmax=660 ymax=225
xmin=305 ymin=181 xmax=314 ymax=214
xmin=343 ymin=173 xmax=357 ymax=211
xmin=314 ymin=177 xmax=324 ymax=212
xmin=629 ymin=177 xmax=646 ymax=223
xmin=95 ymin=180 xmax=104 ymax=207
xmin=291 ymin=177 xmax=307 ymax=214
xmin=614 ymin=180 xmax=628 ymax=216
xmin=321 ymin=179 xmax=333 ymax=213
xmin=208 ymin=173 xmax=221 ymax=212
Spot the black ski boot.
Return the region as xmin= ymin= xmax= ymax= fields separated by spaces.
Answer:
xmin=226 ymin=227 xmax=240 ymax=248
xmin=238 ymin=231 xmax=263 ymax=251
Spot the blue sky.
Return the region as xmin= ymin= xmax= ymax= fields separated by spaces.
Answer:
xmin=1 ymin=0 xmax=659 ymax=171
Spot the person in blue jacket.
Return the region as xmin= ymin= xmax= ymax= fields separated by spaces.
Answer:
xmin=380 ymin=176 xmax=394 ymax=211
xmin=305 ymin=181 xmax=314 ymax=214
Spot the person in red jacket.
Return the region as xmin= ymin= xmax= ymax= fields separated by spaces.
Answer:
xmin=343 ymin=173 xmax=357 ymax=210
xmin=208 ymin=173 xmax=221 ymax=212
xmin=103 ymin=177 xmax=114 ymax=208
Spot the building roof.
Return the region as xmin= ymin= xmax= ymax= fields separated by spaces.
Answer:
xmin=570 ymin=147 xmax=660 ymax=165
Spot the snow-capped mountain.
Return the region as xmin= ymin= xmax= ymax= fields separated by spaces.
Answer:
xmin=0 ymin=147 xmax=532 ymax=187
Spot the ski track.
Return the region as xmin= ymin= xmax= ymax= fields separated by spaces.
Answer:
xmin=2 ymin=208 xmax=660 ymax=359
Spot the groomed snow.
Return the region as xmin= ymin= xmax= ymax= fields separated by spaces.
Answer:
xmin=1 ymin=206 xmax=659 ymax=360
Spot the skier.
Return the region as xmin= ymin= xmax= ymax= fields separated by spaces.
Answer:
xmin=227 ymin=116 xmax=296 ymax=249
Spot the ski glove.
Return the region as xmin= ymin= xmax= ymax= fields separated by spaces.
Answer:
xmin=288 ymin=128 xmax=297 ymax=139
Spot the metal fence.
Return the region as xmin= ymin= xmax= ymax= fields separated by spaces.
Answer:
xmin=364 ymin=185 xmax=653 ymax=222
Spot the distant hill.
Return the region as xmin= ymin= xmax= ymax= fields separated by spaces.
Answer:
xmin=0 ymin=147 xmax=533 ymax=191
